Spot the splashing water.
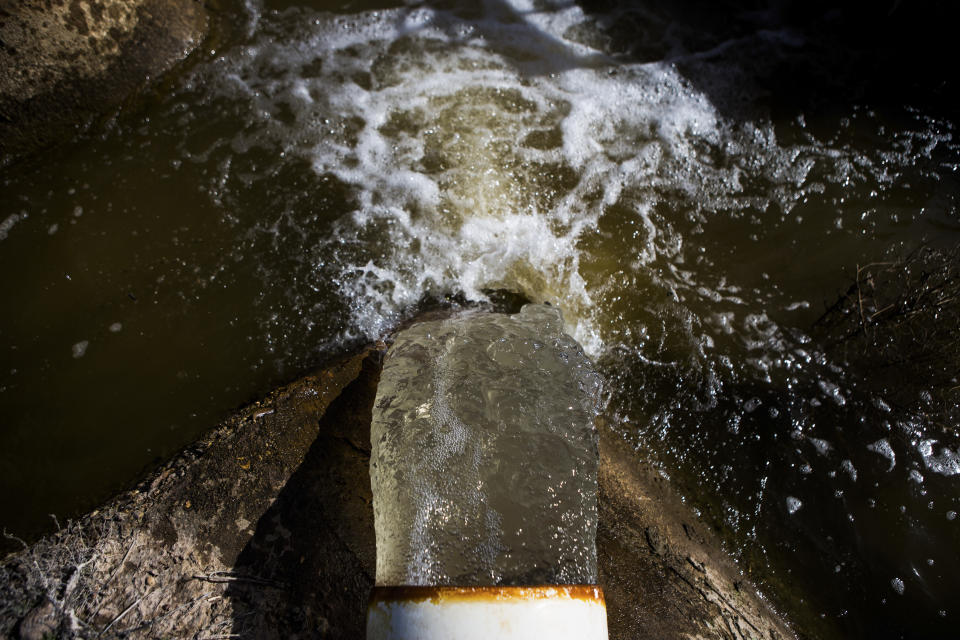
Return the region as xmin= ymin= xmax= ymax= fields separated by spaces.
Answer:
xmin=172 ymin=4 xmax=960 ymax=631
xmin=2 ymin=0 xmax=959 ymax=636
xmin=370 ymin=305 xmax=600 ymax=586
xmin=179 ymin=1 xmax=881 ymax=353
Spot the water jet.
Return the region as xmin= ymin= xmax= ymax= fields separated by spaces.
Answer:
xmin=367 ymin=304 xmax=608 ymax=639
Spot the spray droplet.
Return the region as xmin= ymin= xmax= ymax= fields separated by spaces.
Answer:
xmin=891 ymin=577 xmax=904 ymax=595
xmin=72 ymin=341 xmax=89 ymax=359
xmin=786 ymin=496 xmax=802 ymax=515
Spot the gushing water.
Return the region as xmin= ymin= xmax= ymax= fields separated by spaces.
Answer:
xmin=371 ymin=305 xmax=600 ymax=586
xmin=2 ymin=0 xmax=959 ymax=636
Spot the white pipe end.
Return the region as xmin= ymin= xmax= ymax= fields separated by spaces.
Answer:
xmin=367 ymin=585 xmax=609 ymax=640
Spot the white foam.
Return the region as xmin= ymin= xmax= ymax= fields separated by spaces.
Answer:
xmin=182 ymin=0 xmax=941 ymax=364
xmin=0 ymin=214 xmax=23 ymax=242
xmin=917 ymin=440 xmax=960 ymax=477
xmin=786 ymin=496 xmax=802 ymax=514
xmin=72 ymin=341 xmax=89 ymax=359
xmin=808 ymin=437 xmax=832 ymax=456
xmin=891 ymin=577 xmax=905 ymax=595
xmin=840 ymin=459 xmax=857 ymax=482
xmin=868 ymin=439 xmax=897 ymax=471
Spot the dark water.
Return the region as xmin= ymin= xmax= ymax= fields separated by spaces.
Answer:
xmin=1 ymin=0 xmax=959 ymax=637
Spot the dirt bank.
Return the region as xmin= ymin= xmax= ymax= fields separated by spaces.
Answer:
xmin=0 ymin=0 xmax=208 ymax=163
xmin=0 ymin=344 xmax=795 ymax=639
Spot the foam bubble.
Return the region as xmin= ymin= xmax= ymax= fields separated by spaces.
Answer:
xmin=808 ymin=437 xmax=832 ymax=456
xmin=0 ymin=214 xmax=23 ymax=242
xmin=891 ymin=577 xmax=905 ymax=595
xmin=786 ymin=496 xmax=803 ymax=514
xmin=868 ymin=439 xmax=896 ymax=471
xmin=840 ymin=459 xmax=857 ymax=482
xmin=917 ymin=440 xmax=960 ymax=477
xmin=72 ymin=341 xmax=89 ymax=359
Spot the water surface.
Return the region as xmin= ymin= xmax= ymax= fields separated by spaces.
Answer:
xmin=1 ymin=0 xmax=958 ymax=636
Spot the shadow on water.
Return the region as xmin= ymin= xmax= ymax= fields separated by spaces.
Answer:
xmin=554 ymin=0 xmax=960 ymax=136
xmin=265 ymin=0 xmax=616 ymax=74
xmin=225 ymin=355 xmax=381 ymax=639
xmin=271 ymin=0 xmax=960 ymax=142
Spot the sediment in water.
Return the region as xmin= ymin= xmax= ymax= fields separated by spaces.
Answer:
xmin=0 ymin=322 xmax=795 ymax=639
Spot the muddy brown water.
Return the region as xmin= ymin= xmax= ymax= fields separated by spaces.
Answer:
xmin=2 ymin=0 xmax=959 ymax=637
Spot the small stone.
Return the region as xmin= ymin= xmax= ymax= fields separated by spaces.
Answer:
xmin=145 ymin=575 xmax=156 ymax=586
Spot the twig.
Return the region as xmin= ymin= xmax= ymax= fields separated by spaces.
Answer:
xmin=812 ymin=281 xmax=856 ymax=328
xmin=62 ymin=558 xmax=94 ymax=604
xmin=88 ymin=533 xmax=142 ymax=624
xmin=3 ymin=529 xmax=29 ymax=550
xmin=98 ymin=590 xmax=152 ymax=637
xmin=124 ymin=591 xmax=216 ymax=634
xmin=3 ymin=530 xmax=51 ymax=594
xmin=854 ymin=261 xmax=900 ymax=330
xmin=64 ymin=607 xmax=92 ymax=635
xmin=101 ymin=533 xmax=139 ymax=593
xmin=856 ymin=263 xmax=868 ymax=331
xmin=191 ymin=571 xmax=282 ymax=587
xmin=869 ymin=303 xmax=896 ymax=321
xmin=857 ymin=261 xmax=897 ymax=272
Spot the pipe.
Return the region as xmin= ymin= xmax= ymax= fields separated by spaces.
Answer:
xmin=367 ymin=586 xmax=607 ymax=639
xmin=367 ymin=305 xmax=608 ymax=639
